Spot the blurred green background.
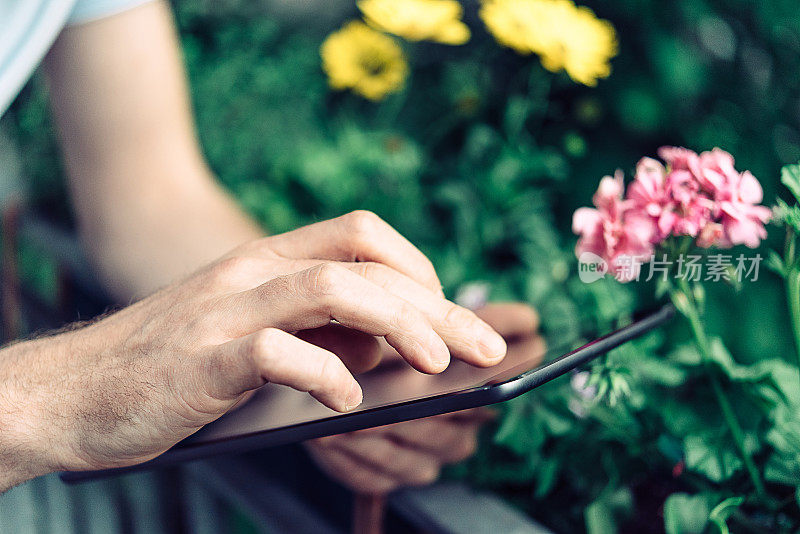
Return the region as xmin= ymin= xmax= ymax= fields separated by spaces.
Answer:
xmin=5 ymin=0 xmax=800 ymax=532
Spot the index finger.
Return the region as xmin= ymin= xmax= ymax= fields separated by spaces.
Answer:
xmin=255 ymin=211 xmax=443 ymax=296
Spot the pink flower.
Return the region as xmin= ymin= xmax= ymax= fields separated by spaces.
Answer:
xmin=659 ymin=146 xmax=737 ymax=194
xmin=626 ymin=158 xmax=667 ymax=219
xmin=573 ymin=171 xmax=655 ymax=280
xmin=662 ymin=169 xmax=713 ymax=237
xmin=696 ymin=222 xmax=723 ymax=248
xmin=573 ymin=146 xmax=772 ymax=280
xmin=626 ymin=157 xmax=713 ymax=241
xmin=698 ymin=148 xmax=739 ymax=193
xmin=715 ymin=170 xmax=772 ymax=248
xmin=658 ymin=146 xmax=700 ymax=174
xmin=644 ymin=146 xmax=770 ymax=248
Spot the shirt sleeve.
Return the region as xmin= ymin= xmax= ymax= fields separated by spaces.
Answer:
xmin=67 ymin=0 xmax=155 ymax=25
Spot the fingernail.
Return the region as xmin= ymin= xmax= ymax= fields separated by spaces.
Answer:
xmin=429 ymin=330 xmax=451 ymax=370
xmin=479 ymin=327 xmax=507 ymax=360
xmin=345 ymin=384 xmax=363 ymax=411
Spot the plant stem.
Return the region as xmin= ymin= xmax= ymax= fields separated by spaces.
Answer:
xmin=785 ymin=228 xmax=800 ymax=384
xmin=670 ymin=280 xmax=767 ymax=499
xmin=788 ymin=268 xmax=800 ymax=380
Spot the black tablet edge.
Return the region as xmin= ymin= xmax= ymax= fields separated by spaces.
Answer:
xmin=60 ymin=303 xmax=674 ymax=483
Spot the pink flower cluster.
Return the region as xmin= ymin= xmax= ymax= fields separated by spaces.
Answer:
xmin=573 ymin=147 xmax=771 ymax=278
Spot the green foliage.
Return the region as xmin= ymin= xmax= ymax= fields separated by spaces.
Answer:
xmin=663 ymin=493 xmax=715 ymax=534
xmin=781 ymin=163 xmax=800 ymax=204
xmin=585 ymin=488 xmax=632 ymax=534
xmin=709 ymin=496 xmax=745 ymax=534
xmin=5 ymin=0 xmax=800 ymax=532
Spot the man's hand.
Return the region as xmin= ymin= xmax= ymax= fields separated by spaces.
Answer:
xmin=0 ymin=211 xmax=506 ymax=490
xmin=305 ymin=303 xmax=544 ymax=494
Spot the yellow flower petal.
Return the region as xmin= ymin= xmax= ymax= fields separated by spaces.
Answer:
xmin=358 ymin=0 xmax=471 ymax=45
xmin=434 ymin=21 xmax=471 ymax=45
xmin=480 ymin=0 xmax=617 ymax=86
xmin=321 ymin=21 xmax=408 ymax=101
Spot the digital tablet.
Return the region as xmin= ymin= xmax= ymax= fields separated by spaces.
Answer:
xmin=61 ymin=304 xmax=674 ymax=483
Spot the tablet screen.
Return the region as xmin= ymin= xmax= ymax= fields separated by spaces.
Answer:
xmin=185 ymin=336 xmax=550 ymax=445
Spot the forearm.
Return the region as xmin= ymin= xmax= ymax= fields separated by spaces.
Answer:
xmin=72 ymin=161 xmax=262 ymax=301
xmin=44 ymin=1 xmax=263 ymax=302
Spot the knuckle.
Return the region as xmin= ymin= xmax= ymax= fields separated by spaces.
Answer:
xmin=250 ymin=328 xmax=281 ymax=361
xmin=393 ymin=301 xmax=424 ymax=329
xmin=342 ymin=210 xmax=383 ymax=243
xmin=452 ymin=436 xmax=478 ymax=460
xmin=312 ymin=353 xmax=344 ymax=390
xmin=305 ymin=263 xmax=347 ymax=298
xmin=422 ymin=256 xmax=438 ymax=278
xmin=443 ymin=305 xmax=478 ymax=331
xmin=259 ymin=272 xmax=292 ymax=297
xmin=236 ymin=236 xmax=273 ymax=256
xmin=354 ymin=261 xmax=390 ymax=284
xmin=208 ymin=256 xmax=260 ymax=285
xmin=344 ymin=210 xmax=383 ymax=231
xmin=410 ymin=464 xmax=440 ymax=485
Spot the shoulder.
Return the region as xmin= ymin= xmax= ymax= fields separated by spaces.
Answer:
xmin=68 ymin=0 xmax=156 ymax=25
xmin=0 ymin=0 xmax=76 ymax=116
xmin=0 ymin=0 xmax=155 ymax=117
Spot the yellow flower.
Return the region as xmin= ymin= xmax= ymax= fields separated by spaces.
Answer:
xmin=480 ymin=0 xmax=618 ymax=86
xmin=321 ymin=21 xmax=409 ymax=101
xmin=358 ymin=0 xmax=470 ymax=45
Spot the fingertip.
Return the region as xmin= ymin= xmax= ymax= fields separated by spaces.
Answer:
xmin=344 ymin=382 xmax=363 ymax=412
xmin=521 ymin=303 xmax=540 ymax=332
xmin=427 ymin=356 xmax=450 ymax=374
xmin=427 ymin=330 xmax=451 ymax=373
xmin=478 ymin=326 xmax=507 ymax=363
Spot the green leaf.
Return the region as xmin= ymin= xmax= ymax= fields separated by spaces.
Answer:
xmin=533 ymin=458 xmax=560 ymax=499
xmin=692 ymin=282 xmax=706 ymax=309
xmin=766 ymin=249 xmax=786 ymax=277
xmin=655 ymin=275 xmax=672 ymax=298
xmin=708 ymin=496 xmax=744 ymax=534
xmin=585 ymin=499 xmax=617 ymax=534
xmin=781 ymin=163 xmax=800 ymax=203
xmin=633 ymin=357 xmax=688 ymax=386
xmin=764 ymin=409 xmax=800 ymax=484
xmin=585 ymin=488 xmax=633 ymax=534
xmin=538 ymin=405 xmax=573 ymax=436
xmin=663 ymin=493 xmax=714 ymax=534
xmin=670 ymin=290 xmax=693 ymax=318
xmin=683 ymin=434 xmax=742 ymax=482
xmin=706 ymin=339 xmax=792 ymax=405
xmin=774 ymin=199 xmax=800 ymax=233
xmin=668 ymin=342 xmax=703 ymax=367
xmin=764 ymin=452 xmax=800 ymax=485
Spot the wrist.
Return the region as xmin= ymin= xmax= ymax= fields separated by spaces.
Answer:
xmin=0 ymin=419 xmax=46 ymax=492
xmin=0 ymin=398 xmax=50 ymax=492
xmin=0 ymin=336 xmax=79 ymax=490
